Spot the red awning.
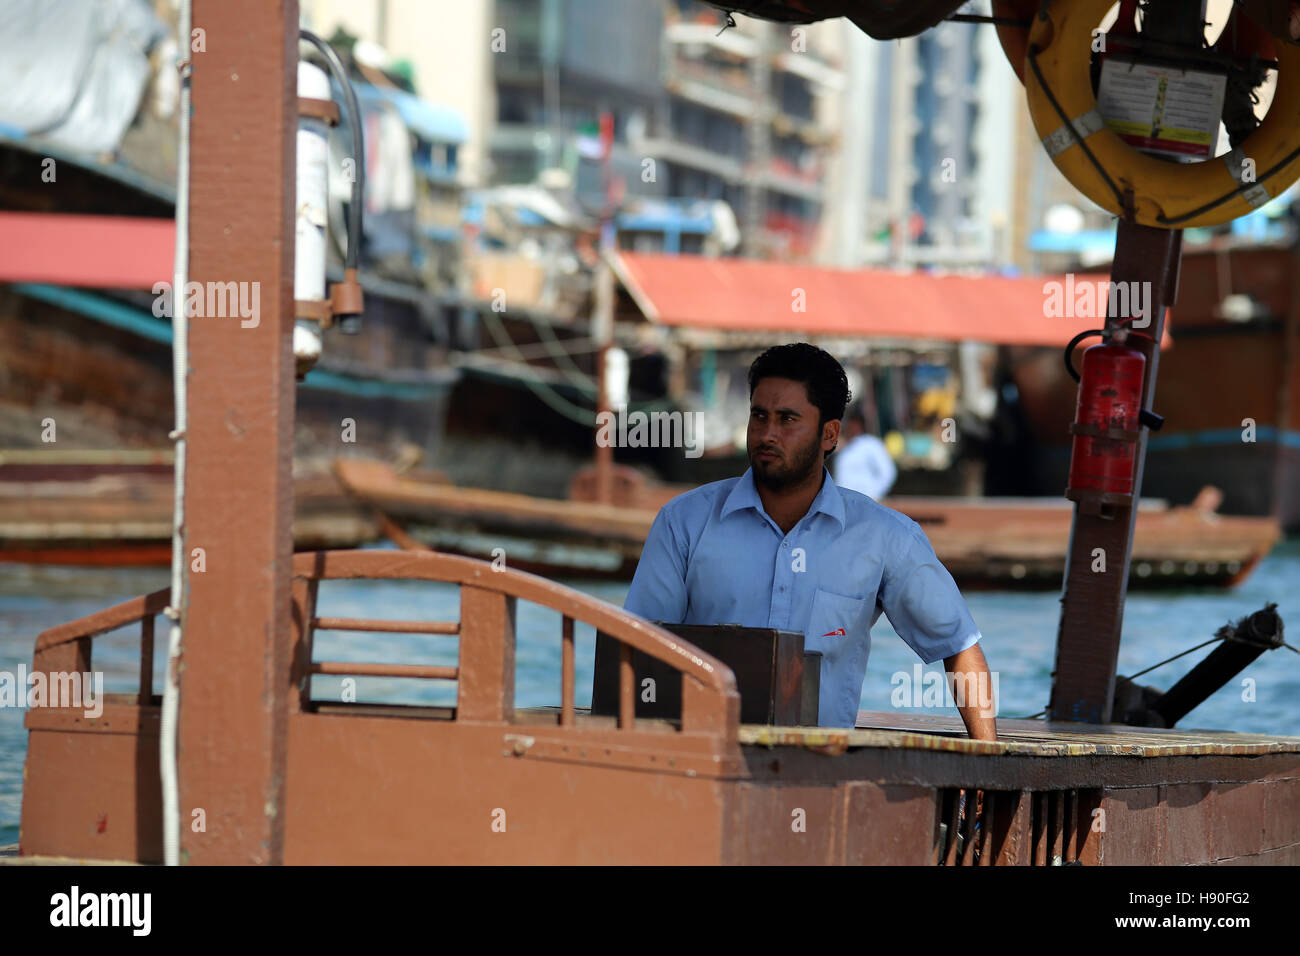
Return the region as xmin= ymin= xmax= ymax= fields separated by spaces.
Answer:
xmin=613 ymin=251 xmax=1173 ymax=348
xmin=0 ymin=212 xmax=174 ymax=290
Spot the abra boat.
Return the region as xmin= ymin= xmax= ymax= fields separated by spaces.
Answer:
xmin=8 ymin=0 xmax=1300 ymax=866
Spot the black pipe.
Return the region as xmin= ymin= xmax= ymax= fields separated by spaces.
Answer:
xmin=1153 ymin=604 xmax=1284 ymax=727
xmin=1063 ymin=328 xmax=1105 ymax=383
xmin=300 ymin=29 xmax=365 ymax=333
xmin=299 ymin=30 xmax=364 ymax=269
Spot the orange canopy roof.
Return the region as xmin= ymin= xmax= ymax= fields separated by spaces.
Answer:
xmin=0 ymin=212 xmax=174 ymax=290
xmin=613 ymin=251 xmax=1173 ymax=348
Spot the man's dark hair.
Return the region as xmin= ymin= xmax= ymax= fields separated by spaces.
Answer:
xmin=747 ymin=342 xmax=852 ymax=455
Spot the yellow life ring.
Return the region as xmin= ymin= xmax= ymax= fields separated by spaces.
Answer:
xmin=1024 ymin=0 xmax=1300 ymax=229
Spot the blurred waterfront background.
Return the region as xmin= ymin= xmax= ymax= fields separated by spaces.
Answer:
xmin=4 ymin=0 xmax=1299 ymax=512
xmin=3 ymin=0 xmax=1300 ymax=842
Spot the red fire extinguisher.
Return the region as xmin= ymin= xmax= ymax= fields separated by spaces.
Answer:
xmin=1063 ymin=329 xmax=1163 ymax=512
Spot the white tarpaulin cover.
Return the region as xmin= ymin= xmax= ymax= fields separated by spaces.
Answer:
xmin=0 ymin=0 xmax=165 ymax=155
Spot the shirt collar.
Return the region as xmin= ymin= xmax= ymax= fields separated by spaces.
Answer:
xmin=721 ymin=466 xmax=846 ymax=531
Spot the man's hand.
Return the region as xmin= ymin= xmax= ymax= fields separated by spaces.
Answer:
xmin=943 ymin=643 xmax=997 ymax=741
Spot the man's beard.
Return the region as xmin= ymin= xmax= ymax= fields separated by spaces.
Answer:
xmin=750 ymin=430 xmax=823 ymax=492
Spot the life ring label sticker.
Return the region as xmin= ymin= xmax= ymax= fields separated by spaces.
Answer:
xmin=1096 ymin=59 xmax=1228 ymax=162
xmin=1221 ymin=149 xmax=1272 ymax=206
xmin=1041 ymin=109 xmax=1106 ymax=157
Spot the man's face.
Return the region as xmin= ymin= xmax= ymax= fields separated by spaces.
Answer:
xmin=747 ymin=377 xmax=838 ymax=490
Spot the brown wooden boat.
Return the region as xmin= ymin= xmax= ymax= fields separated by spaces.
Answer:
xmin=3 ymin=450 xmax=1278 ymax=591
xmin=0 ymin=451 xmax=380 ymax=566
xmin=10 ymin=0 xmax=1300 ymax=869
xmin=18 ymin=547 xmax=1300 ymax=864
xmin=332 ymin=458 xmax=1282 ymax=589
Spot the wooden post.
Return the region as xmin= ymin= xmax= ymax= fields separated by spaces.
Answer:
xmin=177 ymin=0 xmax=298 ymax=863
xmin=457 ymin=586 xmax=517 ymax=722
xmin=1048 ymin=222 xmax=1182 ymax=722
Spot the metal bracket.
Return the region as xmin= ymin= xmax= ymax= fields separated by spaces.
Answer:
xmin=295 ymin=267 xmax=365 ymax=328
xmin=1068 ymin=421 xmax=1141 ymax=442
xmin=298 ymin=96 xmax=340 ymax=126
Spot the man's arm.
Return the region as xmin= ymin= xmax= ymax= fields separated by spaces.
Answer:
xmin=623 ymin=507 xmax=688 ymax=623
xmin=944 ymin=643 xmax=997 ymax=741
xmin=878 ymin=524 xmax=996 ymax=741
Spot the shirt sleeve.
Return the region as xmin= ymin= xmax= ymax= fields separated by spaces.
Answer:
xmin=624 ymin=505 xmax=688 ymax=624
xmin=877 ymin=521 xmax=981 ymax=664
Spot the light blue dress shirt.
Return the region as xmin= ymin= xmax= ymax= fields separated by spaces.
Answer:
xmin=623 ymin=467 xmax=983 ymax=728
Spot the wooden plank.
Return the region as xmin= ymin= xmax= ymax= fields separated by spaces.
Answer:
xmin=854 ymin=711 xmax=1300 ymax=748
xmin=457 ymin=586 xmax=516 ymax=723
xmin=740 ymin=714 xmax=1300 ymax=758
xmin=0 ymin=448 xmax=174 ymax=465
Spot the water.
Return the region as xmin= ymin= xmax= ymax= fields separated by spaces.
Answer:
xmin=3 ymin=539 xmax=1300 ymax=846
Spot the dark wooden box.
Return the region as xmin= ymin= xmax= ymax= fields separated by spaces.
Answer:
xmin=591 ymin=624 xmax=821 ymax=725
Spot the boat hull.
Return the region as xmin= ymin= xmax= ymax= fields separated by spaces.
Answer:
xmin=20 ymin=701 xmax=1300 ymax=865
xmin=17 ymin=550 xmax=1300 ymax=865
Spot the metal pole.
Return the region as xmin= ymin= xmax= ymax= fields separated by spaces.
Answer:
xmin=594 ymin=263 xmax=614 ymax=504
xmin=593 ymin=111 xmax=616 ymax=505
xmin=178 ymin=0 xmax=298 ymax=863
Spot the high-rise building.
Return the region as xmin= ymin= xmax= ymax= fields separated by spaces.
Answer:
xmin=303 ymin=0 xmax=845 ymax=260
xmin=483 ymin=0 xmax=844 ymax=259
xmin=301 ymin=0 xmax=1110 ymax=270
xmin=652 ymin=3 xmax=844 ymax=258
xmin=836 ymin=5 xmax=1024 ymax=269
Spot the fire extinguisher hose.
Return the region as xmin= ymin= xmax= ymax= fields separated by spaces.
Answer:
xmin=1063 ymin=328 xmax=1106 ymax=383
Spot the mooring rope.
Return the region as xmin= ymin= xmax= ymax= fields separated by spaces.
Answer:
xmin=1012 ymin=629 xmax=1298 ymax=720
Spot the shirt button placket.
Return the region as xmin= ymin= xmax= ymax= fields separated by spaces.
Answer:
xmin=774 ymin=537 xmax=792 ymax=628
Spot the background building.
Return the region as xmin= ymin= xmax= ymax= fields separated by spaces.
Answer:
xmin=302 ymin=0 xmax=846 ymax=260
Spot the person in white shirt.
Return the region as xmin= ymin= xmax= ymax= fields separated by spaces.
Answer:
xmin=832 ymin=403 xmax=896 ymax=500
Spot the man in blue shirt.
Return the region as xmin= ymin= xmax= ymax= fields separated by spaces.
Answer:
xmin=624 ymin=343 xmax=996 ymax=738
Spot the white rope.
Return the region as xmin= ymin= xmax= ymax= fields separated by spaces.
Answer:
xmin=159 ymin=0 xmax=191 ymax=868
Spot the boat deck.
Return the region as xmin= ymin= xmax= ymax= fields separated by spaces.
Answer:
xmin=751 ymin=710 xmax=1300 ymax=757
xmin=0 ymin=844 xmax=135 ymax=866
xmin=497 ymin=705 xmax=1300 ymax=757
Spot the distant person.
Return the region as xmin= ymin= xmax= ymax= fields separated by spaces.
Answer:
xmin=623 ymin=343 xmax=995 ymax=738
xmin=831 ymin=403 xmax=897 ymax=501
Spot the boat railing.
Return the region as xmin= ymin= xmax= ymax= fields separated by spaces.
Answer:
xmin=32 ymin=587 xmax=167 ymax=706
xmin=290 ymin=550 xmax=741 ymax=738
xmin=28 ymin=549 xmax=742 ymax=739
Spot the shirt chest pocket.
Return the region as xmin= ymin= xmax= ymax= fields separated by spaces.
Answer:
xmin=803 ymin=587 xmax=870 ymax=661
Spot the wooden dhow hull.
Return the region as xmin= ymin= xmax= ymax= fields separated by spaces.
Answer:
xmin=333 ymin=459 xmax=1282 ymax=589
